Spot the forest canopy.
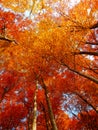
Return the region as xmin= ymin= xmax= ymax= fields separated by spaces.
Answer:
xmin=0 ymin=0 xmax=98 ymax=130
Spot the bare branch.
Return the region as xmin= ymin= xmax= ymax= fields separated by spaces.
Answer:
xmin=89 ymin=22 xmax=98 ymax=29
xmin=85 ymin=41 xmax=98 ymax=45
xmin=65 ymin=64 xmax=98 ymax=84
xmin=0 ymin=35 xmax=17 ymax=44
xmin=55 ymin=58 xmax=98 ymax=84
xmin=74 ymin=92 xmax=98 ymax=113
xmin=74 ymin=51 xmax=98 ymax=56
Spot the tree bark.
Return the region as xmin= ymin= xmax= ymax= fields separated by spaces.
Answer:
xmin=32 ymin=81 xmax=38 ymax=130
xmin=41 ymin=103 xmax=51 ymax=130
xmin=42 ymin=80 xmax=58 ymax=130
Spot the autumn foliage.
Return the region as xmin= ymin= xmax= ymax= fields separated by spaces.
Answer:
xmin=0 ymin=0 xmax=98 ymax=130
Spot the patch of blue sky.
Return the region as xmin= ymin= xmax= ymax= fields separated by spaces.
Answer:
xmin=21 ymin=117 xmax=27 ymax=123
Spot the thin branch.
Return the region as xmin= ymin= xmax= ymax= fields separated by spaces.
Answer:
xmin=89 ymin=22 xmax=98 ymax=29
xmin=74 ymin=92 xmax=98 ymax=113
xmin=86 ymin=41 xmax=98 ymax=45
xmin=74 ymin=51 xmax=98 ymax=56
xmin=0 ymin=35 xmax=17 ymax=44
xmin=66 ymin=64 xmax=98 ymax=84
xmin=29 ymin=0 xmax=36 ymax=17
xmin=54 ymin=58 xmax=98 ymax=84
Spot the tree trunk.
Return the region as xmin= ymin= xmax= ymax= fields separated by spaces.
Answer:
xmin=32 ymin=81 xmax=38 ymax=130
xmin=42 ymin=80 xmax=58 ymax=130
xmin=41 ymin=103 xmax=51 ymax=130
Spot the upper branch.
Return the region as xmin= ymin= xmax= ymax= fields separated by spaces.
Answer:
xmin=86 ymin=41 xmax=98 ymax=45
xmin=0 ymin=35 xmax=17 ymax=44
xmin=89 ymin=22 xmax=98 ymax=29
xmin=74 ymin=51 xmax=98 ymax=56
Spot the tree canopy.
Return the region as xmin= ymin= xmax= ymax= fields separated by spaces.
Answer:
xmin=0 ymin=0 xmax=98 ymax=130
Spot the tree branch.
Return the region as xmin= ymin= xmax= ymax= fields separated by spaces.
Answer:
xmin=60 ymin=62 xmax=98 ymax=84
xmin=86 ymin=41 xmax=98 ymax=45
xmin=53 ymin=55 xmax=98 ymax=84
xmin=74 ymin=92 xmax=98 ymax=113
xmin=74 ymin=51 xmax=98 ymax=56
xmin=89 ymin=22 xmax=98 ymax=29
xmin=0 ymin=35 xmax=17 ymax=44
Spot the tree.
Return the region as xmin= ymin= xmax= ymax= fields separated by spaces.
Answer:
xmin=0 ymin=0 xmax=98 ymax=130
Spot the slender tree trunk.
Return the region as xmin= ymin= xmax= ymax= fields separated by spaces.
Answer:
xmin=44 ymin=110 xmax=51 ymax=130
xmin=32 ymin=81 xmax=38 ymax=130
xmin=42 ymin=80 xmax=58 ymax=130
xmin=27 ymin=107 xmax=33 ymax=130
xmin=41 ymin=103 xmax=51 ymax=130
